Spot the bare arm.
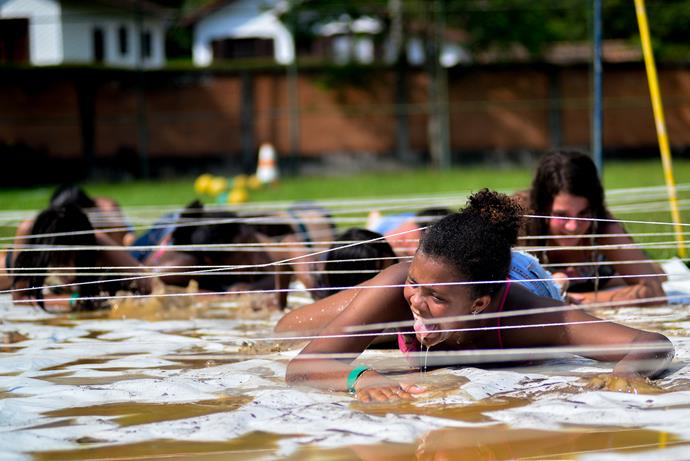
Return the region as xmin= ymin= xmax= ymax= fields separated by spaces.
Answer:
xmin=572 ymin=221 xmax=666 ymax=306
xmin=96 ymin=232 xmax=151 ymax=293
xmin=505 ymin=285 xmax=674 ymax=378
xmin=275 ymin=278 xmax=374 ymax=333
xmin=93 ymin=197 xmax=136 ymax=246
xmin=285 ymin=263 xmax=421 ymax=399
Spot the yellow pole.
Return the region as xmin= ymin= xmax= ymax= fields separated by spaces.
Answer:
xmin=634 ymin=0 xmax=686 ymax=257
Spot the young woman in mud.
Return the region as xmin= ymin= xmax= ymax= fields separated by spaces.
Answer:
xmin=285 ymin=190 xmax=674 ymax=402
xmin=10 ymin=204 xmax=149 ymax=312
xmin=131 ymin=200 xmax=338 ymax=308
xmin=308 ymin=227 xmax=399 ymax=301
xmin=150 ymin=202 xmax=275 ymax=294
xmin=1 ymin=185 xmax=136 ymax=291
xmin=521 ymin=150 xmax=666 ymax=305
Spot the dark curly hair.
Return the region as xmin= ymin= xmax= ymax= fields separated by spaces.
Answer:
xmin=418 ymin=189 xmax=522 ymax=298
xmin=526 ymin=150 xmax=611 ymax=261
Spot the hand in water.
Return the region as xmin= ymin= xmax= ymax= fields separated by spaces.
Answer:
xmin=354 ymin=370 xmax=426 ymax=402
xmin=586 ymin=373 xmax=661 ymax=394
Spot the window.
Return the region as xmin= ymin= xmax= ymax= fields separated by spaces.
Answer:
xmin=0 ymin=18 xmax=29 ymax=64
xmin=140 ymin=30 xmax=152 ymax=60
xmin=211 ymin=38 xmax=274 ymax=60
xmin=118 ymin=26 xmax=128 ymax=56
xmin=93 ymin=27 xmax=105 ymax=62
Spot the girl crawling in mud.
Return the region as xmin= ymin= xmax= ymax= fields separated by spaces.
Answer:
xmin=285 ymin=190 xmax=674 ymax=402
xmin=9 ymin=201 xmax=280 ymax=312
xmin=10 ymin=204 xmax=149 ymax=312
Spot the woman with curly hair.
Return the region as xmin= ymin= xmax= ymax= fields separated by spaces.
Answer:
xmin=284 ymin=190 xmax=673 ymax=401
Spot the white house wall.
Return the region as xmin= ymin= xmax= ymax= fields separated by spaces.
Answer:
xmin=0 ymin=0 xmax=62 ymax=65
xmin=61 ymin=5 xmax=166 ymax=68
xmin=193 ymin=0 xmax=293 ymax=66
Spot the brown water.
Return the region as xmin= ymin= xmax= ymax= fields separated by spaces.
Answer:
xmin=40 ymin=355 xmax=127 ymax=372
xmin=37 ymin=371 xmax=157 ymax=386
xmin=42 ymin=395 xmax=253 ymax=427
xmin=5 ymin=293 xmax=688 ymax=461
xmin=33 ymin=427 xmax=681 ymax=461
xmin=33 ymin=432 xmax=289 ymax=461
xmin=288 ymin=427 xmax=683 ymax=460
xmin=354 ymin=396 xmax=530 ymax=423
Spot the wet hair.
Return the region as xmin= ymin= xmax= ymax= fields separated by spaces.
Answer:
xmin=169 ymin=200 xmax=205 ymax=246
xmin=49 ymin=184 xmax=96 ymax=210
xmin=12 ymin=205 xmax=104 ymax=310
xmin=418 ymin=189 xmax=522 ymax=298
xmin=171 ymin=204 xmax=268 ymax=290
xmin=316 ymin=228 xmax=398 ymax=298
xmin=526 ymin=150 xmax=610 ymax=260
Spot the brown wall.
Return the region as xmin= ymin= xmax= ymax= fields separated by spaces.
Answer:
xmin=1 ymin=63 xmax=689 ymax=168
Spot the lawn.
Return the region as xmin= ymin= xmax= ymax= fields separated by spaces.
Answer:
xmin=0 ymin=158 xmax=688 ymax=260
xmin=1 ymin=159 xmax=688 ymax=210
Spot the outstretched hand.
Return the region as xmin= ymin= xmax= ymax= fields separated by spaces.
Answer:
xmin=354 ymin=370 xmax=426 ymax=402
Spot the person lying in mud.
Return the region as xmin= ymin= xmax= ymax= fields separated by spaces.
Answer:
xmin=250 ymin=203 xmax=338 ymax=308
xmin=150 ymin=201 xmax=275 ymax=295
xmin=10 ymin=204 xmax=149 ymax=312
xmin=1 ymin=185 xmax=136 ymax=291
xmin=146 ymin=200 xmax=343 ymax=308
xmin=275 ymin=231 xmax=560 ymax=335
xmin=285 ymin=190 xmax=674 ymax=402
xmin=307 ymin=227 xmax=399 ymax=302
xmin=519 ymin=150 xmax=667 ymax=305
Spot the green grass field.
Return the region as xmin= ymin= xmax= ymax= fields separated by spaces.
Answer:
xmin=0 ymin=158 xmax=689 ymax=260
xmin=1 ymin=159 xmax=688 ymax=210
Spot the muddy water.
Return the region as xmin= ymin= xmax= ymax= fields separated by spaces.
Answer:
xmin=33 ymin=427 xmax=682 ymax=461
xmin=3 ymin=290 xmax=689 ymax=461
xmin=34 ymin=432 xmax=289 ymax=461
xmin=354 ymin=396 xmax=529 ymax=423
xmin=42 ymin=395 xmax=253 ymax=427
xmin=37 ymin=371 xmax=157 ymax=386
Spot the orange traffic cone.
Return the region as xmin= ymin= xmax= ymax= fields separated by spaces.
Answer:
xmin=256 ymin=143 xmax=278 ymax=185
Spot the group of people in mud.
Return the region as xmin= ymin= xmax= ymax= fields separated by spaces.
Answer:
xmin=1 ymin=150 xmax=675 ymax=399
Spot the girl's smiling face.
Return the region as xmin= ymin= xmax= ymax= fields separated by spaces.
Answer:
xmin=548 ymin=193 xmax=593 ymax=246
xmin=403 ymin=252 xmax=478 ymax=348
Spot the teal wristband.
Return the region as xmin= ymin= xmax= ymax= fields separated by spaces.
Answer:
xmin=346 ymin=365 xmax=370 ymax=394
xmin=69 ymin=292 xmax=79 ymax=307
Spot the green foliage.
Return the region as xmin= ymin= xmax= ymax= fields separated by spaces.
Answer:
xmin=279 ymin=0 xmax=690 ymax=63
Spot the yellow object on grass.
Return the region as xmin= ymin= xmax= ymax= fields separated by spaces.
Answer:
xmin=228 ymin=187 xmax=249 ymax=204
xmin=207 ymin=177 xmax=229 ymax=198
xmin=193 ymin=174 xmax=213 ymax=195
xmin=248 ymin=175 xmax=262 ymax=190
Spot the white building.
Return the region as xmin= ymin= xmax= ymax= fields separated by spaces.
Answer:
xmin=188 ymin=0 xmax=468 ymax=68
xmin=190 ymin=0 xmax=293 ymax=66
xmin=0 ymin=0 xmax=168 ymax=68
xmin=189 ymin=0 xmax=387 ymax=67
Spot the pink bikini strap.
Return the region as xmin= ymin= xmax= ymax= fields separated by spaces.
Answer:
xmin=496 ymin=279 xmax=511 ymax=349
